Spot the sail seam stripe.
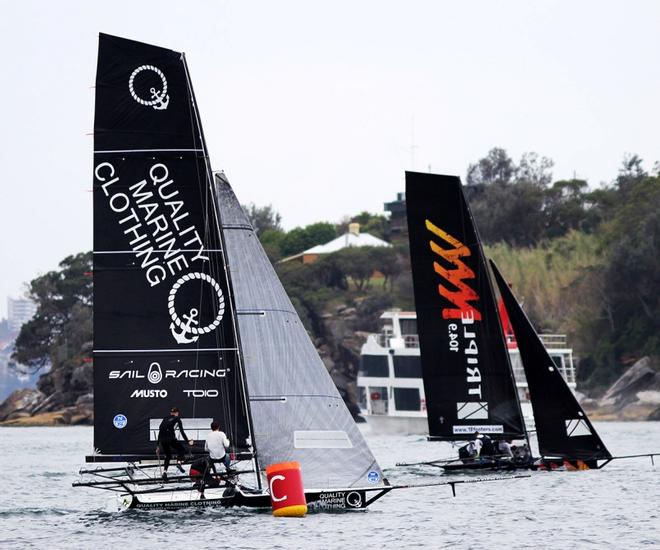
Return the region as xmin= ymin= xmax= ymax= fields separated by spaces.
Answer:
xmin=94 ymin=348 xmax=238 ymax=353
xmin=222 ymin=224 xmax=253 ymax=230
xmin=236 ymin=308 xmax=297 ymax=315
xmin=93 ymin=249 xmax=224 ymax=254
xmin=94 ymin=148 xmax=204 ymax=153
xmin=250 ymin=395 xmax=343 ymax=399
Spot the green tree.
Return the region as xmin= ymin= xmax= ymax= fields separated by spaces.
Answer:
xmin=367 ymin=246 xmax=399 ymax=290
xmin=615 ymin=154 xmax=647 ymax=193
xmin=334 ymin=247 xmax=380 ymax=291
xmin=337 ymin=212 xmax=390 ymax=241
xmin=243 ymin=203 xmax=282 ymax=234
xmin=13 ymin=252 xmax=93 ymax=374
xmin=516 ymin=152 xmax=554 ymax=187
xmin=466 ymin=147 xmax=516 ymax=187
xmin=466 ymin=148 xmax=553 ymax=245
xmin=280 ymin=222 xmax=336 ymax=257
xmin=575 ymin=164 xmax=660 ymax=390
xmin=544 ymin=179 xmax=592 ymax=238
xmin=258 ymin=228 xmax=286 ymax=263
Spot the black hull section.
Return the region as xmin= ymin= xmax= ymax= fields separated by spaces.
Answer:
xmin=127 ymin=487 xmax=392 ymax=511
xmin=440 ymin=460 xmax=534 ymax=473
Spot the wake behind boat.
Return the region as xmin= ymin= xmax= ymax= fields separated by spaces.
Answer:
xmin=73 ymin=33 xmax=391 ymax=512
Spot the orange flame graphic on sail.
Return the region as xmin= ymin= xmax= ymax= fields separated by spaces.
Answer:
xmin=426 ymin=219 xmax=482 ymax=321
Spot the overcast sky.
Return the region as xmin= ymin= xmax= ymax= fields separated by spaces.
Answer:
xmin=1 ymin=1 xmax=659 ymax=317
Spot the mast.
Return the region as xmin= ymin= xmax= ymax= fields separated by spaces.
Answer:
xmin=474 ymin=245 xmax=531 ymax=452
xmin=405 ymin=172 xmax=527 ymax=442
xmin=180 ymin=54 xmax=262 ymax=490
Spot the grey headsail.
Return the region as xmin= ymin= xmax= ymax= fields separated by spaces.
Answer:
xmin=214 ymin=172 xmax=386 ymax=490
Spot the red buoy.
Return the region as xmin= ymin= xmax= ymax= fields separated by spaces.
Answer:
xmin=265 ymin=461 xmax=307 ymax=517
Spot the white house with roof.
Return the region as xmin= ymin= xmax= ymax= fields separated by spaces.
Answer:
xmin=281 ymin=223 xmax=391 ymax=264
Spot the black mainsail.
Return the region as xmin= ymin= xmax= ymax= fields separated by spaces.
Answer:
xmin=405 ymin=172 xmax=526 ymax=441
xmin=93 ymin=34 xmax=250 ymax=458
xmin=490 ymin=260 xmax=612 ymax=465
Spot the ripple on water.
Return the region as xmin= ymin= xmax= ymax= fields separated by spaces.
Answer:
xmin=0 ymin=423 xmax=658 ymax=549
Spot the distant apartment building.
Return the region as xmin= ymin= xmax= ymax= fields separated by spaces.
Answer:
xmin=7 ymin=297 xmax=37 ymax=332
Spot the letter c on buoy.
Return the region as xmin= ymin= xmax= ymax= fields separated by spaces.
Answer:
xmin=269 ymin=474 xmax=288 ymax=502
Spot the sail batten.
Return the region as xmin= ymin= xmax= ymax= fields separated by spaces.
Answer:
xmin=490 ymin=260 xmax=612 ymax=463
xmin=405 ymin=172 xmax=526 ymax=441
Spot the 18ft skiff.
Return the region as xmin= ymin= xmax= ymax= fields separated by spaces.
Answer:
xmin=74 ymin=33 xmax=391 ymax=511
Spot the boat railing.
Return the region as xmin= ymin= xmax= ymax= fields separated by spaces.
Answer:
xmin=375 ymin=331 xmax=568 ymax=349
xmin=374 ymin=332 xmax=419 ymax=348
xmin=538 ymin=334 xmax=568 ymax=347
xmin=511 ymin=359 xmax=576 ymax=386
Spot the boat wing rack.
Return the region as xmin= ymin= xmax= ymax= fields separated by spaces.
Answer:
xmin=74 ymin=469 xmax=254 ymax=492
xmin=396 ymin=453 xmax=517 ymax=468
xmin=85 ymin=450 xmax=254 ymax=463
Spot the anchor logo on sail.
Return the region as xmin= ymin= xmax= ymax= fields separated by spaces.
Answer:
xmin=167 ymin=272 xmax=225 ymax=345
xmin=128 ymin=65 xmax=170 ymax=110
xmin=345 ymin=491 xmax=362 ymax=508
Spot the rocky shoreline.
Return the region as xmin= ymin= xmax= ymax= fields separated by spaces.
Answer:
xmin=1 ymin=309 xmax=659 ymax=427
xmin=581 ymin=357 xmax=660 ymax=421
xmin=0 ymin=388 xmax=93 ymax=426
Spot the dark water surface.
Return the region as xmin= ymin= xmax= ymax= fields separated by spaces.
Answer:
xmin=1 ymin=422 xmax=658 ymax=549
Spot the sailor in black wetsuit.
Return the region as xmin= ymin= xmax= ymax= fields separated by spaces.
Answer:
xmin=156 ymin=407 xmax=194 ymax=479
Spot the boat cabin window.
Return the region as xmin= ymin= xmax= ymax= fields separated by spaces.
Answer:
xmin=369 ymin=386 xmax=388 ymax=415
xmin=394 ymin=387 xmax=421 ymax=411
xmin=550 ymin=354 xmax=564 ymax=370
xmin=381 ymin=323 xmax=393 ymax=337
xmin=399 ymin=319 xmax=418 ymax=336
xmin=393 ymin=355 xmax=422 ymax=378
xmin=360 ymin=355 xmax=389 ymax=377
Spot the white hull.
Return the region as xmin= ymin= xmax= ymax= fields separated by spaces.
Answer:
xmin=358 ymin=414 xmax=428 ymax=436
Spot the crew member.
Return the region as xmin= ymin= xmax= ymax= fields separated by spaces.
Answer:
xmin=156 ymin=406 xmax=194 ymax=480
xmin=513 ymin=442 xmax=532 ymax=465
xmin=477 ymin=432 xmax=496 ymax=457
xmin=205 ymin=421 xmax=233 ymax=474
xmin=497 ymin=439 xmax=514 ymax=458
xmin=466 ymin=432 xmax=483 ymax=458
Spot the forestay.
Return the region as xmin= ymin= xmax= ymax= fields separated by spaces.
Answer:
xmin=490 ymin=260 xmax=612 ymax=463
xmin=405 ymin=172 xmax=526 ymax=441
xmin=214 ymin=173 xmax=386 ymax=489
xmin=92 ymin=34 xmax=249 ymax=457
